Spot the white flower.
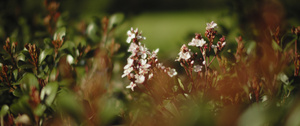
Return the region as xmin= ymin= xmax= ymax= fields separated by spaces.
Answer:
xmin=177 ymin=52 xmax=191 ymax=61
xmin=141 ymin=61 xmax=151 ymax=69
xmin=198 ymin=39 xmax=206 ymax=47
xmin=202 ymin=60 xmax=206 ymax=65
xmin=134 ymin=27 xmax=138 ymax=33
xmin=138 ymin=45 xmax=150 ymax=59
xmin=126 ymin=82 xmax=137 ymax=91
xmin=193 ymin=65 xmax=202 ymax=72
xmin=188 ymin=38 xmax=206 ymax=47
xmin=140 ymin=59 xmax=151 ymax=69
xmin=135 ymin=74 xmax=145 ymax=84
xmin=128 ymin=43 xmax=139 ymax=53
xmin=157 ymin=63 xmax=165 ymax=70
xmin=139 ymin=59 xmax=151 ymax=75
xmin=137 ymin=35 xmax=146 ymax=41
xmin=167 ymin=68 xmax=177 ymax=77
xmin=124 ymin=58 xmax=134 ymax=69
xmin=126 ymin=29 xmax=136 ymax=43
xmin=206 ymin=21 xmax=217 ymax=30
xmin=122 ymin=67 xmax=133 ymax=78
xmin=176 ymin=44 xmax=193 ymax=61
xmin=150 ymin=48 xmax=159 ymax=58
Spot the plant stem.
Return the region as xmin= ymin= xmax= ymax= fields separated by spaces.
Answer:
xmin=208 ymin=55 xmax=216 ymax=66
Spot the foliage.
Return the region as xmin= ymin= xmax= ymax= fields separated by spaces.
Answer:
xmin=0 ymin=0 xmax=300 ymax=126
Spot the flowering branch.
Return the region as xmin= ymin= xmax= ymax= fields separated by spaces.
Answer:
xmin=122 ymin=27 xmax=177 ymax=91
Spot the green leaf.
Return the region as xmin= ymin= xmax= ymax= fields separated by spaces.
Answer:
xmin=20 ymin=50 xmax=31 ymax=59
xmin=59 ymin=40 xmax=75 ymax=52
xmin=13 ymin=69 xmax=18 ymax=80
xmin=53 ymin=27 xmax=66 ymax=40
xmin=13 ymin=88 xmax=23 ymax=97
xmin=40 ymin=82 xmax=59 ymax=106
xmin=49 ymin=68 xmax=57 ymax=81
xmin=39 ymin=48 xmax=54 ymax=64
xmin=17 ymin=53 xmax=26 ymax=62
xmin=177 ymin=78 xmax=185 ymax=90
xmin=18 ymin=63 xmax=35 ymax=69
xmin=34 ymin=104 xmax=46 ymax=116
xmin=10 ymin=96 xmax=32 ymax=116
xmin=87 ymin=22 xmax=100 ymax=42
xmin=43 ymin=38 xmax=52 ymax=46
xmin=0 ymin=105 xmax=9 ymax=116
xmin=56 ymin=89 xmax=83 ymax=121
xmin=246 ymin=41 xmax=256 ymax=55
xmin=108 ymin=13 xmax=124 ymax=30
xmin=19 ymin=73 xmax=39 ymax=90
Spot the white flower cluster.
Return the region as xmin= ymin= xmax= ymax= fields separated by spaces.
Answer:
xmin=176 ymin=21 xmax=223 ymax=73
xmin=123 ymin=27 xmax=177 ymax=91
xmin=176 ymin=44 xmax=203 ymax=73
xmin=188 ymin=38 xmax=206 ymax=47
xmin=176 ymin=44 xmax=193 ymax=61
xmin=126 ymin=27 xmax=146 ymax=43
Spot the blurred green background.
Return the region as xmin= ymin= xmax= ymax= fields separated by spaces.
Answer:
xmin=1 ymin=0 xmax=300 ymax=60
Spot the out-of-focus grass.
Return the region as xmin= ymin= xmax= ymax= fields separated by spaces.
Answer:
xmin=117 ymin=10 xmax=233 ymax=60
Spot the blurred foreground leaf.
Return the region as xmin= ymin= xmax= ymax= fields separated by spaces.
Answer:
xmin=40 ymin=82 xmax=59 ymax=106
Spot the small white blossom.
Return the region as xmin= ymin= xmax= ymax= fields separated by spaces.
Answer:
xmin=139 ymin=64 xmax=151 ymax=75
xmin=124 ymin=58 xmax=134 ymax=69
xmin=135 ymin=74 xmax=145 ymax=84
xmin=167 ymin=68 xmax=177 ymax=77
xmin=206 ymin=21 xmax=217 ymax=30
xmin=198 ymin=39 xmax=206 ymax=47
xmin=193 ymin=65 xmax=202 ymax=72
xmin=122 ymin=67 xmax=133 ymax=78
xmin=188 ymin=38 xmax=206 ymax=47
xmin=126 ymin=28 xmax=136 ymax=43
xmin=176 ymin=44 xmax=193 ymax=61
xmin=157 ymin=63 xmax=165 ymax=69
xmin=202 ymin=60 xmax=206 ymax=65
xmin=150 ymin=48 xmax=159 ymax=58
xmin=134 ymin=28 xmax=138 ymax=33
xmin=140 ymin=59 xmax=151 ymax=69
xmin=177 ymin=51 xmax=191 ymax=61
xmin=128 ymin=43 xmax=139 ymax=53
xmin=138 ymin=45 xmax=150 ymax=59
xmin=126 ymin=82 xmax=137 ymax=91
